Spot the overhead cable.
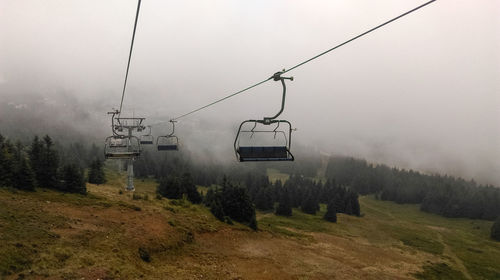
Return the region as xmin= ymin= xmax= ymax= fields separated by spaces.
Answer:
xmin=170 ymin=0 xmax=437 ymax=122
xmin=118 ymin=0 xmax=142 ymax=116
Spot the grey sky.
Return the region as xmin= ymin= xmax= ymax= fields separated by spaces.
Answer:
xmin=1 ymin=0 xmax=499 ymax=184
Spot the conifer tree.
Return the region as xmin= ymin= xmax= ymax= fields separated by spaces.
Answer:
xmin=275 ymin=188 xmax=292 ymax=216
xmin=0 ymin=136 xmax=5 ymax=187
xmin=157 ymin=175 xmax=183 ymax=199
xmin=182 ymin=172 xmax=202 ymax=204
xmin=255 ymin=187 xmax=274 ymax=211
xmin=61 ymin=164 xmax=86 ymax=194
xmin=350 ymin=191 xmax=361 ymax=216
xmin=31 ymin=135 xmax=59 ymax=188
xmin=210 ymin=197 xmax=225 ymax=221
xmin=324 ymin=201 xmax=337 ymax=223
xmin=204 ymin=188 xmax=216 ymax=207
xmin=88 ymin=159 xmax=106 ymax=184
xmin=42 ymin=135 xmax=59 ymax=188
xmin=29 ymin=136 xmax=44 ymax=186
xmin=491 ymin=217 xmax=500 ymax=241
xmin=301 ymin=192 xmax=318 ymax=215
xmin=0 ymin=135 xmax=14 ymax=187
xmin=15 ymin=157 xmax=36 ymax=191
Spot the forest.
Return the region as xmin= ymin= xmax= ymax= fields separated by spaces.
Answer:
xmin=326 ymin=157 xmax=500 ymax=221
xmin=1 ymin=133 xmax=499 ymax=240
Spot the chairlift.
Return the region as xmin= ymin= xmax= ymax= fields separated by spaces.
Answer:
xmin=157 ymin=120 xmax=179 ymax=151
xmin=140 ymin=126 xmax=154 ymax=145
xmin=104 ymin=135 xmax=141 ymax=159
xmin=234 ymin=71 xmax=294 ymax=162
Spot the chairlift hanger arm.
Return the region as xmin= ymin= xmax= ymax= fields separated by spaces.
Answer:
xmin=168 ymin=120 xmax=177 ymax=137
xmin=264 ymin=72 xmax=293 ymax=123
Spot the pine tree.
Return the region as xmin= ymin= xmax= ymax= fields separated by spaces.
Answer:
xmin=42 ymin=135 xmax=59 ymax=188
xmin=324 ymin=201 xmax=337 ymax=223
xmin=350 ymin=191 xmax=361 ymax=216
xmin=88 ymin=159 xmax=106 ymax=184
xmin=157 ymin=175 xmax=183 ymax=199
xmin=210 ymin=198 xmax=225 ymax=221
xmin=31 ymin=135 xmax=59 ymax=188
xmin=182 ymin=173 xmax=202 ymax=204
xmin=255 ymin=187 xmax=274 ymax=211
xmin=209 ymin=177 xmax=258 ymax=229
xmin=0 ymin=135 xmax=14 ymax=187
xmin=491 ymin=217 xmax=500 ymax=241
xmin=61 ymin=164 xmax=86 ymax=194
xmin=0 ymin=135 xmax=5 ymax=187
xmin=301 ymin=192 xmax=318 ymax=215
xmin=29 ymin=136 xmax=43 ymax=186
xmin=14 ymin=157 xmax=36 ymax=191
xmin=204 ymin=188 xmax=216 ymax=207
xmin=275 ymin=188 xmax=292 ymax=216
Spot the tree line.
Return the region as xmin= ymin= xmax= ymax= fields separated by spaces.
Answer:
xmin=326 ymin=156 xmax=500 ymax=221
xmin=155 ymin=165 xmax=361 ymax=229
xmin=0 ymin=133 xmax=106 ymax=193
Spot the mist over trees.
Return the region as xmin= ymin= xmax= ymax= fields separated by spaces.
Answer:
xmin=326 ymin=157 xmax=500 ymax=221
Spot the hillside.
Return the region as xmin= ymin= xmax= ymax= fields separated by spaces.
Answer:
xmin=1 ymin=171 xmax=500 ymax=279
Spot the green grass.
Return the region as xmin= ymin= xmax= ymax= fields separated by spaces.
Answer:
xmin=259 ymin=204 xmax=330 ymax=235
xmin=3 ymin=168 xmax=500 ymax=279
xmin=257 ymin=195 xmax=500 ymax=279
xmin=0 ymin=190 xmax=69 ymax=276
xmin=413 ymin=262 xmax=467 ymax=280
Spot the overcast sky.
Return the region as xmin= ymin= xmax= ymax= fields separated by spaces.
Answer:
xmin=1 ymin=0 xmax=499 ymax=184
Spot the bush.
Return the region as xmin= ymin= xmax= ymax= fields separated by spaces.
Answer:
xmin=138 ymin=247 xmax=150 ymax=262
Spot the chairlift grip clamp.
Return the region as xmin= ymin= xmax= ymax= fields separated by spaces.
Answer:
xmin=271 ymin=69 xmax=293 ymax=81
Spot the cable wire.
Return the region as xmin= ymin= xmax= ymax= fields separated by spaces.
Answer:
xmin=169 ymin=0 xmax=437 ymax=121
xmin=282 ymin=0 xmax=436 ymax=75
xmin=118 ymin=0 xmax=142 ymax=116
xmin=171 ymin=78 xmax=272 ymax=121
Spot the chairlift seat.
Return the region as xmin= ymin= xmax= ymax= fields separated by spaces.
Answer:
xmin=140 ymin=140 xmax=154 ymax=145
xmin=157 ymin=144 xmax=178 ymax=151
xmin=105 ymin=151 xmax=140 ymax=159
xmin=110 ymin=144 xmax=128 ymax=148
xmin=237 ymin=146 xmax=292 ymax=161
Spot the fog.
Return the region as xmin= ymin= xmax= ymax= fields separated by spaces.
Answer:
xmin=1 ymin=0 xmax=499 ymax=184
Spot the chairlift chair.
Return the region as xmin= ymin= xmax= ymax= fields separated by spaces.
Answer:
xmin=104 ymin=135 xmax=141 ymax=159
xmin=140 ymin=126 xmax=154 ymax=145
xmin=234 ymin=71 xmax=295 ymax=162
xmin=157 ymin=120 xmax=179 ymax=151
xmin=235 ymin=120 xmax=294 ymax=161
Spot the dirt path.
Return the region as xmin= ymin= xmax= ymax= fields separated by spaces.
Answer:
xmin=435 ymin=232 xmax=472 ymax=280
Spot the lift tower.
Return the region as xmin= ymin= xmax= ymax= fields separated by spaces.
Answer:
xmin=104 ymin=110 xmax=145 ymax=191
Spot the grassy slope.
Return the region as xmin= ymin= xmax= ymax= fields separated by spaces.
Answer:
xmin=1 ymin=170 xmax=499 ymax=279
